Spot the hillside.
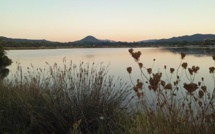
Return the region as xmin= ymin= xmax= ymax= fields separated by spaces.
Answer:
xmin=0 ymin=36 xmax=49 ymax=43
xmin=1 ymin=33 xmax=215 ymax=48
xmin=156 ymin=34 xmax=215 ymax=42
xmin=78 ymin=35 xmax=101 ymax=43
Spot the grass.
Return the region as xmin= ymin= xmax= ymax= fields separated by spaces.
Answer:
xmin=0 ymin=60 xmax=131 ymax=133
xmin=0 ymin=51 xmax=215 ymax=133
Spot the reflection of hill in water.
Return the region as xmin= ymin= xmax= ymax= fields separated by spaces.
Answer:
xmin=162 ymin=47 xmax=215 ymax=57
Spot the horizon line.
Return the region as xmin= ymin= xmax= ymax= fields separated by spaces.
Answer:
xmin=1 ymin=33 xmax=215 ymax=43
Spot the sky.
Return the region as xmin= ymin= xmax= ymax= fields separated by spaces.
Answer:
xmin=1 ymin=0 xmax=215 ymax=42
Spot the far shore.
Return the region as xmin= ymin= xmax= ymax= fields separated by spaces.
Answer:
xmin=5 ymin=45 xmax=215 ymax=50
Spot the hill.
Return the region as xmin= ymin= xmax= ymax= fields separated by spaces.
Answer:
xmin=156 ymin=34 xmax=215 ymax=42
xmin=78 ymin=35 xmax=101 ymax=43
xmin=0 ymin=36 xmax=49 ymax=43
xmin=1 ymin=33 xmax=215 ymax=48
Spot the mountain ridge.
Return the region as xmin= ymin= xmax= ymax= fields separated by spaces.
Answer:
xmin=156 ymin=34 xmax=215 ymax=42
xmin=1 ymin=33 xmax=215 ymax=43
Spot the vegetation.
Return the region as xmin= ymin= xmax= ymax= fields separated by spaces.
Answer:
xmin=0 ymin=39 xmax=12 ymax=78
xmin=126 ymin=49 xmax=215 ymax=133
xmin=0 ymin=48 xmax=215 ymax=133
xmin=0 ymin=61 xmax=130 ymax=133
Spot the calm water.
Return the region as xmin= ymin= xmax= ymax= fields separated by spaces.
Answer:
xmin=6 ymin=47 xmax=215 ymax=92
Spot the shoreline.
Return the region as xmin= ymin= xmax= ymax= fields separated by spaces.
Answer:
xmin=5 ymin=45 xmax=215 ymax=50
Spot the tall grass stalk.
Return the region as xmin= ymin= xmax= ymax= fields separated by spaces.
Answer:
xmin=0 ymin=60 xmax=131 ymax=133
xmin=126 ymin=49 xmax=215 ymax=134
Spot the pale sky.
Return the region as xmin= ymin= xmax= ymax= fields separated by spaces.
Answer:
xmin=1 ymin=0 xmax=215 ymax=42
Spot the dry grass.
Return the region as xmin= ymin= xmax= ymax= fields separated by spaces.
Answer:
xmin=0 ymin=59 xmax=131 ymax=133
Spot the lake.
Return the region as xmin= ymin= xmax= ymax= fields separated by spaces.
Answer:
xmin=6 ymin=47 xmax=215 ymax=94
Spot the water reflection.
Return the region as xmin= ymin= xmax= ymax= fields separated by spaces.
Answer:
xmin=6 ymin=47 xmax=215 ymax=93
xmin=162 ymin=47 xmax=215 ymax=57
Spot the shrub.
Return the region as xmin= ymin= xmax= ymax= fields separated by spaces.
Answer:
xmin=0 ymin=42 xmax=12 ymax=78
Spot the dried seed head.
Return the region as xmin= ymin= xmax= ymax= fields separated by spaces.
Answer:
xmin=183 ymin=83 xmax=198 ymax=93
xmin=212 ymin=54 xmax=215 ymax=61
xmin=128 ymin=48 xmax=134 ymax=54
xmin=165 ymin=83 xmax=173 ymax=90
xmin=131 ymin=51 xmax=141 ymax=61
xmin=127 ymin=67 xmax=132 ymax=74
xmin=138 ymin=62 xmax=143 ymax=68
xmin=182 ymin=62 xmax=188 ymax=69
xmin=188 ymin=68 xmax=193 ymax=75
xmin=170 ymin=68 xmax=175 ymax=73
xmin=192 ymin=66 xmax=200 ymax=73
xmin=209 ymin=66 xmax=215 ymax=73
xmin=148 ymin=73 xmax=162 ymax=91
xmin=198 ymin=82 xmax=201 ymax=86
xmin=147 ymin=68 xmax=152 ymax=74
xmin=181 ymin=53 xmax=186 ymax=59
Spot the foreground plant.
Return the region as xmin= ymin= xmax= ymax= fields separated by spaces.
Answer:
xmin=0 ymin=60 xmax=131 ymax=133
xmin=0 ymin=43 xmax=12 ymax=78
xmin=126 ymin=48 xmax=215 ymax=133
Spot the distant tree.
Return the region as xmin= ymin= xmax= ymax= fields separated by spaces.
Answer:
xmin=0 ymin=39 xmax=12 ymax=78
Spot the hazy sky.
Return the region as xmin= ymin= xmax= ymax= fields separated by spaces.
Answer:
xmin=1 ymin=0 xmax=215 ymax=42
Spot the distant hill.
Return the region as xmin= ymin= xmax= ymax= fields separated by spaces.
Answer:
xmin=156 ymin=34 xmax=215 ymax=42
xmin=1 ymin=33 xmax=215 ymax=46
xmin=75 ymin=35 xmax=116 ymax=43
xmin=79 ymin=35 xmax=101 ymax=43
xmin=0 ymin=36 xmax=49 ymax=43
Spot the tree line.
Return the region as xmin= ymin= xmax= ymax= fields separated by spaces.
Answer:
xmin=1 ymin=36 xmax=215 ymax=49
